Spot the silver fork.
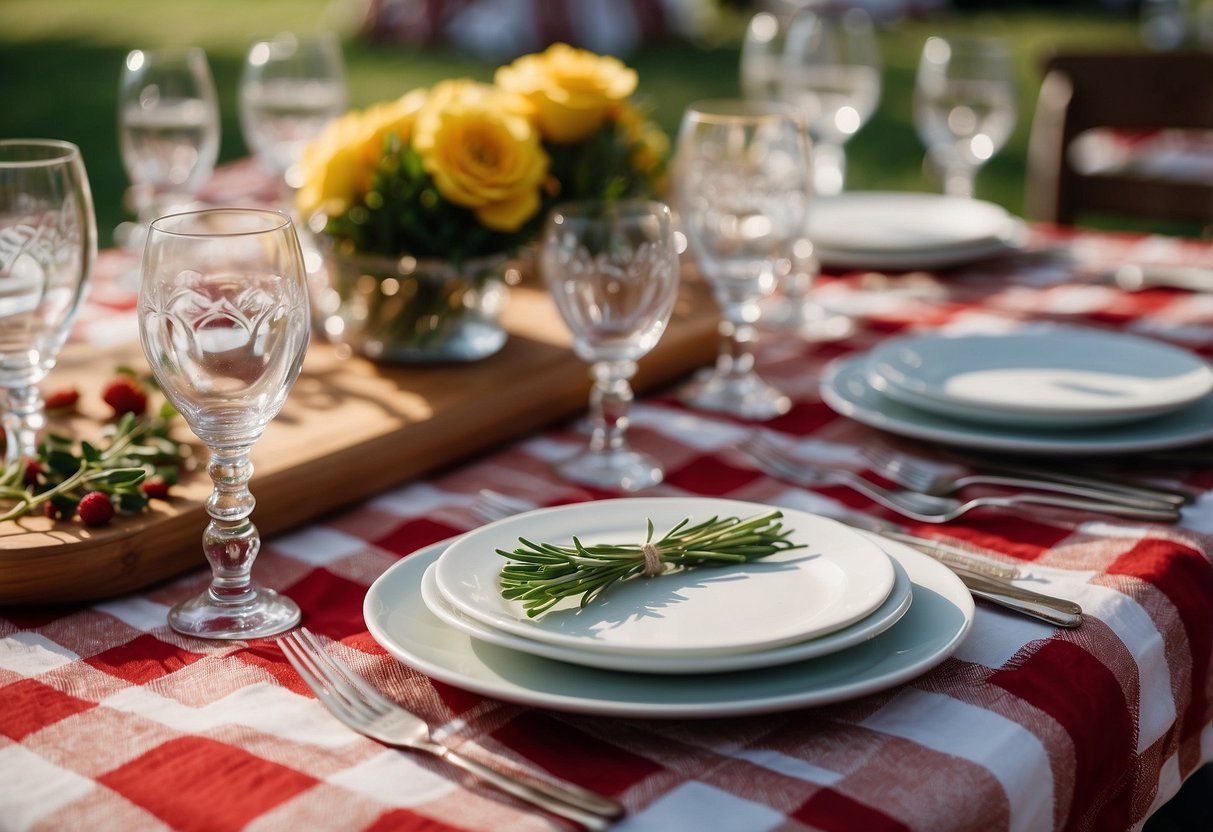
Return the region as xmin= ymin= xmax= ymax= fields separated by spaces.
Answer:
xmin=472 ymin=489 xmax=536 ymax=523
xmin=740 ymin=436 xmax=1182 ymax=525
xmin=279 ymin=628 xmax=624 ymax=829
xmin=862 ymin=447 xmax=1183 ymax=510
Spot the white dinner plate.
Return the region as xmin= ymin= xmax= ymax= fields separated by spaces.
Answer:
xmin=362 ymin=535 xmax=974 ymax=718
xmin=814 ymin=234 xmax=1025 ymax=272
xmin=822 ymin=353 xmax=1213 ymax=455
xmin=867 ymin=329 xmax=1213 ymax=428
xmin=810 ymin=192 xmax=1015 ymax=252
xmin=432 ymin=498 xmax=896 ymax=658
xmin=809 ymin=191 xmax=1025 ymax=270
xmin=420 ymin=556 xmax=912 ymax=675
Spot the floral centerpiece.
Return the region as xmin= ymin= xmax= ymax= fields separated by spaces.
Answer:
xmin=296 ymin=43 xmax=669 ymax=362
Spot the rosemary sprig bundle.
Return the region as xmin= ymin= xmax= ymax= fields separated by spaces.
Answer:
xmin=498 ymin=510 xmax=804 ymax=617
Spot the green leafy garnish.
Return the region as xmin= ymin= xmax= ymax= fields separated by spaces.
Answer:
xmin=0 ymin=406 xmax=191 ymax=522
xmin=498 ymin=510 xmax=804 ymax=617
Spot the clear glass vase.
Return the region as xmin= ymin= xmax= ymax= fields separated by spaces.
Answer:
xmin=314 ymin=242 xmax=511 ymax=363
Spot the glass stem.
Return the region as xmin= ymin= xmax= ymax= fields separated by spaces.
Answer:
xmin=943 ymin=160 xmax=977 ymax=198
xmin=714 ymin=299 xmax=760 ymax=381
xmin=202 ymin=446 xmax=260 ymax=606
xmin=2 ymin=386 xmax=45 ymax=466
xmin=813 ymin=141 xmax=847 ymax=196
xmin=587 ymin=360 xmax=638 ymax=455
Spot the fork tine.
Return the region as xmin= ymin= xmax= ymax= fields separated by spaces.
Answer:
xmin=294 ymin=628 xmax=396 ymax=717
xmin=281 ymin=634 xmax=388 ymax=739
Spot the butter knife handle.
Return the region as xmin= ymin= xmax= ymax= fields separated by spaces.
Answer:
xmin=884 ymin=532 xmax=1020 ymax=580
xmin=959 ymin=573 xmax=1083 ymax=628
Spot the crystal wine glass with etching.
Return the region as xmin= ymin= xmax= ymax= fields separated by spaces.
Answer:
xmin=0 ymin=139 xmax=96 ymax=466
xmin=139 ymin=208 xmax=310 ymax=639
xmin=541 ymin=199 xmax=680 ymax=491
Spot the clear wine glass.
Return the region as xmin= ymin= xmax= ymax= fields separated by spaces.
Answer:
xmin=118 ymin=47 xmax=220 ymax=240
xmin=780 ymin=6 xmax=881 ymax=196
xmin=675 ymin=100 xmax=812 ymax=421
xmin=740 ymin=9 xmax=859 ymax=343
xmin=239 ymin=32 xmax=347 ymax=198
xmin=913 ymin=35 xmax=1017 ymax=199
xmin=0 ymin=140 xmax=96 ymax=467
xmin=740 ymin=11 xmax=786 ymax=103
xmin=139 ymin=208 xmax=310 ymax=639
xmin=541 ymin=200 xmax=680 ymax=491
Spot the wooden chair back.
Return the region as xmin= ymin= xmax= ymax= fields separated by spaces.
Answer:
xmin=1025 ymin=50 xmax=1213 ymax=227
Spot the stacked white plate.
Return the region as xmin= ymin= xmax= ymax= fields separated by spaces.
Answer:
xmin=809 ymin=191 xmax=1026 ymax=271
xmin=820 ymin=327 xmax=1213 ymax=455
xmin=364 ymin=497 xmax=975 ymax=718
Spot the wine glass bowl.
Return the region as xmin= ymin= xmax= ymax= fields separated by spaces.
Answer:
xmin=118 ymin=47 xmax=220 ymax=228
xmin=140 ymin=208 xmax=310 ymax=639
xmin=913 ymin=35 xmax=1017 ymax=198
xmin=675 ymin=100 xmax=812 ymax=420
xmin=0 ymin=139 xmax=96 ymax=466
xmin=779 ymin=6 xmax=881 ymax=196
xmin=541 ymin=200 xmax=680 ymax=491
xmin=239 ymin=32 xmax=347 ymax=193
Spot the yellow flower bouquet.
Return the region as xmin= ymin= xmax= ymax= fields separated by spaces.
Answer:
xmin=296 ymin=44 xmax=668 ymax=362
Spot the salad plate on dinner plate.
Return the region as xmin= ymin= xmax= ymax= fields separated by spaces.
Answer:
xmin=363 ymin=534 xmax=973 ymax=718
xmin=866 ymin=329 xmax=1213 ymax=429
xmin=431 ymin=497 xmax=896 ymax=658
xmin=821 ymin=353 xmax=1213 ymax=455
xmin=808 ymin=191 xmax=1026 ymax=271
xmin=419 ymin=556 xmax=912 ymax=675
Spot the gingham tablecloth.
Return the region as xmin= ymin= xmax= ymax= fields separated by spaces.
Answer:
xmin=2 ymin=218 xmax=1212 ymax=832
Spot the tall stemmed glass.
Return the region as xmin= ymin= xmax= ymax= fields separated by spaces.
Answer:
xmin=118 ymin=48 xmax=220 ymax=243
xmin=676 ymin=100 xmax=812 ymax=420
xmin=780 ymin=6 xmax=881 ymax=196
xmin=0 ymin=140 xmax=96 ymax=466
xmin=913 ymin=35 xmax=1017 ymax=199
xmin=239 ymin=32 xmax=347 ymax=199
xmin=140 ymin=208 xmax=310 ymax=639
xmin=541 ymin=200 xmax=680 ymax=491
xmin=740 ymin=10 xmax=858 ymax=342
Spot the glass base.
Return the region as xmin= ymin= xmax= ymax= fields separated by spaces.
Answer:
xmin=681 ymin=370 xmax=791 ymax=421
xmin=761 ymin=298 xmax=855 ymax=342
xmin=168 ymin=584 xmax=301 ymax=640
xmin=556 ymin=448 xmax=664 ymax=492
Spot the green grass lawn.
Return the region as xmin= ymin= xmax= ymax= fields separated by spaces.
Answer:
xmin=0 ymin=0 xmax=1143 ymax=248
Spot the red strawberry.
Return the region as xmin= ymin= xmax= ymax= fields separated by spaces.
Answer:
xmin=102 ymin=376 xmax=148 ymax=417
xmin=44 ymin=387 xmax=80 ymax=411
xmin=44 ymin=501 xmax=66 ymax=520
xmin=141 ymin=476 xmax=171 ymax=500
xmin=77 ymin=491 xmax=115 ymax=527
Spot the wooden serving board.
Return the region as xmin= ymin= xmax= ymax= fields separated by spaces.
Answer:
xmin=0 ymin=273 xmax=720 ymax=605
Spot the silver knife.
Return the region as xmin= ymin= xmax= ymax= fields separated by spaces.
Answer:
xmin=832 ymin=513 xmax=1021 ymax=580
xmin=955 ymin=570 xmax=1083 ymax=628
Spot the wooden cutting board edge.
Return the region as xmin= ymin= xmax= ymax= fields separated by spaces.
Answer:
xmin=0 ymin=279 xmax=720 ymax=605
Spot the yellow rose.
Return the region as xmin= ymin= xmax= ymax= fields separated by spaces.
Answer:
xmin=294 ymin=109 xmax=371 ymax=219
xmin=358 ymin=89 xmax=427 ymax=167
xmin=413 ymin=80 xmax=549 ymax=232
xmin=495 ymin=43 xmax=638 ymax=144
xmin=295 ymin=90 xmax=427 ymax=220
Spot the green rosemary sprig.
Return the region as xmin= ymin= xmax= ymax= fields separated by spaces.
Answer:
xmin=0 ymin=405 xmax=190 ymax=522
xmin=498 ymin=510 xmax=804 ymax=617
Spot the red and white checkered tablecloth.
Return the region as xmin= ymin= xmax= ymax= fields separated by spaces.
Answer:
xmin=2 ymin=216 xmax=1212 ymax=831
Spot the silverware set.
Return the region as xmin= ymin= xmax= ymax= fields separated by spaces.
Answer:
xmin=279 ymin=628 xmax=624 ymax=829
xmin=739 ymin=435 xmax=1183 ymax=524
